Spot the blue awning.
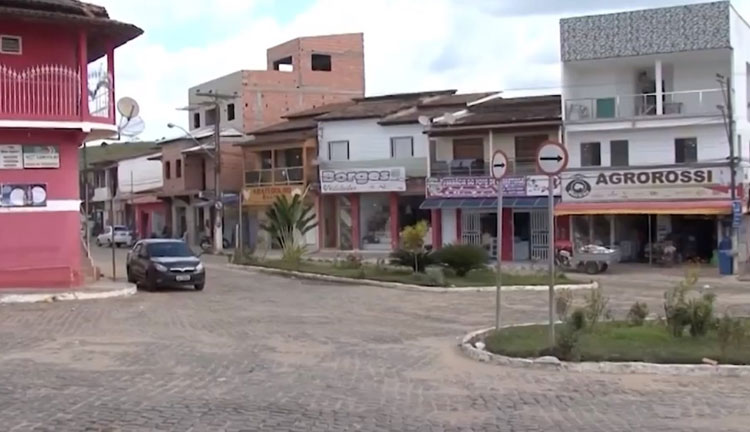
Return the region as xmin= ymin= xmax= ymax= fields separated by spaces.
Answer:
xmin=420 ymin=197 xmax=557 ymax=210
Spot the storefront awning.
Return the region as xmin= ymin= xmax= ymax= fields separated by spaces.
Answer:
xmin=554 ymin=200 xmax=733 ymax=216
xmin=420 ymin=197 xmax=556 ymax=210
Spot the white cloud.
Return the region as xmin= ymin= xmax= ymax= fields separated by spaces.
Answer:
xmin=98 ymin=0 xmax=750 ymax=141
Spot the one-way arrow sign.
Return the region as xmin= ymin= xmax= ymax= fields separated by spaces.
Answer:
xmin=491 ymin=150 xmax=509 ymax=180
xmin=536 ymin=142 xmax=568 ymax=175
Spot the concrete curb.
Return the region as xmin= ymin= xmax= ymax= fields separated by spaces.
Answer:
xmin=226 ymin=263 xmax=597 ymax=293
xmin=0 ymin=285 xmax=137 ymax=305
xmin=459 ymin=325 xmax=750 ymax=377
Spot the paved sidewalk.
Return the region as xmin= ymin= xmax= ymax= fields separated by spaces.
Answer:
xmin=0 ymin=280 xmax=135 ymax=304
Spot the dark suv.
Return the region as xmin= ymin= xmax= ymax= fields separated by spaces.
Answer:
xmin=126 ymin=239 xmax=205 ymax=291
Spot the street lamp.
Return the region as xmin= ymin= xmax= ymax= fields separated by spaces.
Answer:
xmin=166 ymin=123 xmax=214 ymax=158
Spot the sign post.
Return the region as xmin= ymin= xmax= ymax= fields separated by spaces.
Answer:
xmin=535 ymin=142 xmax=569 ymax=347
xmin=491 ymin=150 xmax=509 ymax=331
xmin=732 ymin=200 xmax=742 ymax=229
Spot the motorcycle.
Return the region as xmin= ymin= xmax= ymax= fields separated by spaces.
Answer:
xmin=200 ymin=235 xmax=230 ymax=252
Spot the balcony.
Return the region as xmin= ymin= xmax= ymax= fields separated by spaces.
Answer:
xmin=0 ymin=64 xmax=113 ymax=124
xmin=429 ymin=159 xmax=537 ymax=177
xmin=565 ymin=89 xmax=724 ymax=122
xmin=245 ymin=167 xmax=304 ymax=186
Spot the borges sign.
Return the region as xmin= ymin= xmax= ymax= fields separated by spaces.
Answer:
xmin=562 ymin=166 xmax=732 ymax=202
xmin=320 ymin=167 xmax=406 ymax=193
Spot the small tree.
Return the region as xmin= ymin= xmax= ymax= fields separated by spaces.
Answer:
xmin=260 ymin=188 xmax=317 ymax=263
xmin=390 ymin=221 xmax=430 ymax=272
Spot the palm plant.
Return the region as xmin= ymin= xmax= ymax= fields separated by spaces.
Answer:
xmin=260 ymin=188 xmax=317 ymax=262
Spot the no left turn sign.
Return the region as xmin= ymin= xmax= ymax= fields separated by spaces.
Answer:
xmin=536 ymin=141 xmax=568 ymax=176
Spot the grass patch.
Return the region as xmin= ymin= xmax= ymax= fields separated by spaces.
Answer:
xmin=484 ymin=321 xmax=750 ymax=365
xmin=244 ymin=259 xmax=572 ymax=287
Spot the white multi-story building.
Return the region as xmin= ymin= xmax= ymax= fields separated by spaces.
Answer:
xmin=315 ymin=91 xmax=489 ymax=251
xmin=558 ymin=1 xmax=750 ymax=270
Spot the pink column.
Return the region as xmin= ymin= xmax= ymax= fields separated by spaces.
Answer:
xmin=431 ymin=209 xmax=442 ymax=249
xmin=350 ymin=193 xmax=360 ymax=250
xmin=106 ymin=45 xmax=116 ymax=122
xmin=78 ymin=30 xmax=88 ymax=121
xmin=390 ymin=192 xmax=399 ymax=249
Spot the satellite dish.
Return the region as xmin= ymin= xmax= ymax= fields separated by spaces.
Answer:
xmin=117 ymin=97 xmax=140 ymax=119
xmin=443 ymin=112 xmax=456 ymax=125
xmin=119 ymin=116 xmax=146 ymax=137
xmin=418 ymin=115 xmax=431 ymax=126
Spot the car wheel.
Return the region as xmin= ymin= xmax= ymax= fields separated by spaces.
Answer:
xmin=585 ymin=261 xmax=600 ymax=275
xmin=126 ymin=266 xmax=136 ymax=283
xmin=194 ymin=283 xmax=205 ymax=291
xmin=96 ymin=239 xmax=101 ymax=247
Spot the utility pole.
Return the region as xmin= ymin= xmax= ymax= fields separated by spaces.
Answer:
xmin=718 ymin=74 xmax=739 ymax=274
xmin=194 ymin=90 xmax=236 ymax=254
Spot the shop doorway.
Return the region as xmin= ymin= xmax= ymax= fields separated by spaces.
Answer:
xmin=512 ymin=210 xmax=548 ymax=261
xmin=671 ymin=215 xmax=716 ymax=263
xmin=322 ymin=196 xmax=338 ymax=249
xmin=461 ymin=212 xmax=481 ymax=245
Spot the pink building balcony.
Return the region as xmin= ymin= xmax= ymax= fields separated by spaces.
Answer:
xmin=0 ymin=64 xmax=114 ymax=124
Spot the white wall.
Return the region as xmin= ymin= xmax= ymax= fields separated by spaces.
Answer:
xmin=118 ymin=154 xmax=163 ymax=195
xmin=442 ymin=209 xmax=457 ymax=245
xmin=566 ymin=124 xmax=727 ymax=168
xmin=731 ymin=7 xmax=750 ymax=162
xmin=318 ymin=119 xmax=427 ymax=161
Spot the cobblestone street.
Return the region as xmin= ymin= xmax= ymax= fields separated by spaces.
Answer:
xmin=1 ymin=248 xmax=749 ymax=431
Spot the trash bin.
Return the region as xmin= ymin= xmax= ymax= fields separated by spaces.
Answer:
xmin=718 ymin=237 xmax=733 ymax=275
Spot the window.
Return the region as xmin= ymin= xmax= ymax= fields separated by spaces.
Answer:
xmin=227 ymin=103 xmax=235 ymax=121
xmin=273 ymin=56 xmax=293 ymax=72
xmin=176 ymin=159 xmax=182 ymax=178
xmin=429 ymin=139 xmax=437 ymax=162
xmin=675 ymin=138 xmax=697 ymax=163
xmin=205 ymin=108 xmax=217 ymax=126
xmin=514 ymin=135 xmax=547 ymax=173
xmin=390 ymin=136 xmax=414 ymax=158
xmin=311 ymin=54 xmax=332 ymax=71
xmin=610 ymin=140 xmax=629 ymax=166
xmin=328 ymin=141 xmax=349 ymax=161
xmin=165 ymin=161 xmax=171 ymax=179
xmin=452 ymin=138 xmax=484 ymax=159
xmin=193 ymin=112 xmax=200 ymax=128
xmin=580 ymin=142 xmax=601 ymax=167
xmin=0 ymin=36 xmax=21 ymax=54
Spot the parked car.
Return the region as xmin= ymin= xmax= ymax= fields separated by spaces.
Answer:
xmin=126 ymin=239 xmax=205 ymax=291
xmin=96 ymin=225 xmax=134 ymax=247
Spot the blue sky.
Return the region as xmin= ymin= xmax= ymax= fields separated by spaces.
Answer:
xmin=95 ymin=0 xmax=750 ymax=141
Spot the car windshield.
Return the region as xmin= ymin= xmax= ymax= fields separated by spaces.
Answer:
xmin=147 ymin=242 xmax=194 ymax=258
xmin=114 ymin=226 xmax=128 ymax=232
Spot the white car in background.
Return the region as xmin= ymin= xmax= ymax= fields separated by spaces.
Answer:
xmin=96 ymin=225 xmax=134 ymax=247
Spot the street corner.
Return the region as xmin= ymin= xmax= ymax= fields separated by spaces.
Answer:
xmin=0 ymin=281 xmax=137 ymax=305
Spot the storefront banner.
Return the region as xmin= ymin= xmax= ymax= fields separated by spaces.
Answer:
xmin=0 ymin=145 xmax=23 ymax=169
xmin=562 ymin=166 xmax=733 ymax=202
xmin=320 ymin=167 xmax=406 ymax=193
xmin=0 ymin=183 xmax=48 ymax=207
xmin=23 ymin=145 xmax=59 ymax=168
xmin=242 ymin=186 xmax=302 ymax=206
xmin=426 ymin=176 xmax=559 ymax=198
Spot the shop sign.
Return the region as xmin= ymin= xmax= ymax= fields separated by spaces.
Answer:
xmin=0 ymin=183 xmax=48 ymax=207
xmin=242 ymin=185 xmax=301 ymax=206
xmin=562 ymin=166 xmax=732 ymax=202
xmin=23 ymin=146 xmax=59 ymax=168
xmin=0 ymin=145 xmax=23 ymax=169
xmin=320 ymin=167 xmax=406 ymax=193
xmin=426 ymin=176 xmax=559 ymax=198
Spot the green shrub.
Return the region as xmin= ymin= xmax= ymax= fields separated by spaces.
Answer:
xmin=433 ymin=244 xmax=488 ymax=277
xmin=554 ymin=326 xmax=581 ymax=361
xmin=555 ymin=288 xmax=573 ymax=320
xmin=584 ymin=287 xmax=609 ymax=329
xmin=717 ymin=313 xmax=748 ymax=355
xmin=389 ymin=249 xmax=435 ymax=272
xmin=568 ymin=308 xmax=587 ymax=331
xmin=627 ymin=301 xmax=649 ymax=327
xmin=425 ymin=266 xmax=446 ymax=286
xmin=687 ymin=293 xmax=716 ymax=337
xmin=337 ymin=253 xmax=363 ymax=269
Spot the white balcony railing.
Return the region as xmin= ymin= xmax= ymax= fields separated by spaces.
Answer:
xmin=565 ymin=88 xmax=725 ymax=121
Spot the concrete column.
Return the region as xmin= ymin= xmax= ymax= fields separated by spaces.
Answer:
xmin=431 ymin=209 xmax=442 ymax=249
xmin=655 ymin=59 xmax=663 ymax=115
xmin=389 ymin=192 xmax=399 ymax=249
xmin=350 ymin=193 xmax=360 ymax=250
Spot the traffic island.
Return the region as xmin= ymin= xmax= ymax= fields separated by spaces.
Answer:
xmin=460 ymin=322 xmax=750 ymax=376
xmin=0 ymin=280 xmax=136 ymax=305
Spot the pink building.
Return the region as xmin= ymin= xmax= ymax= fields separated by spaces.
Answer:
xmin=0 ymin=1 xmax=142 ymax=288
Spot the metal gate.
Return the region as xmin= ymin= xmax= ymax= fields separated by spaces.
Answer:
xmin=530 ymin=209 xmax=549 ymax=261
xmin=462 ymin=212 xmax=481 ymax=245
